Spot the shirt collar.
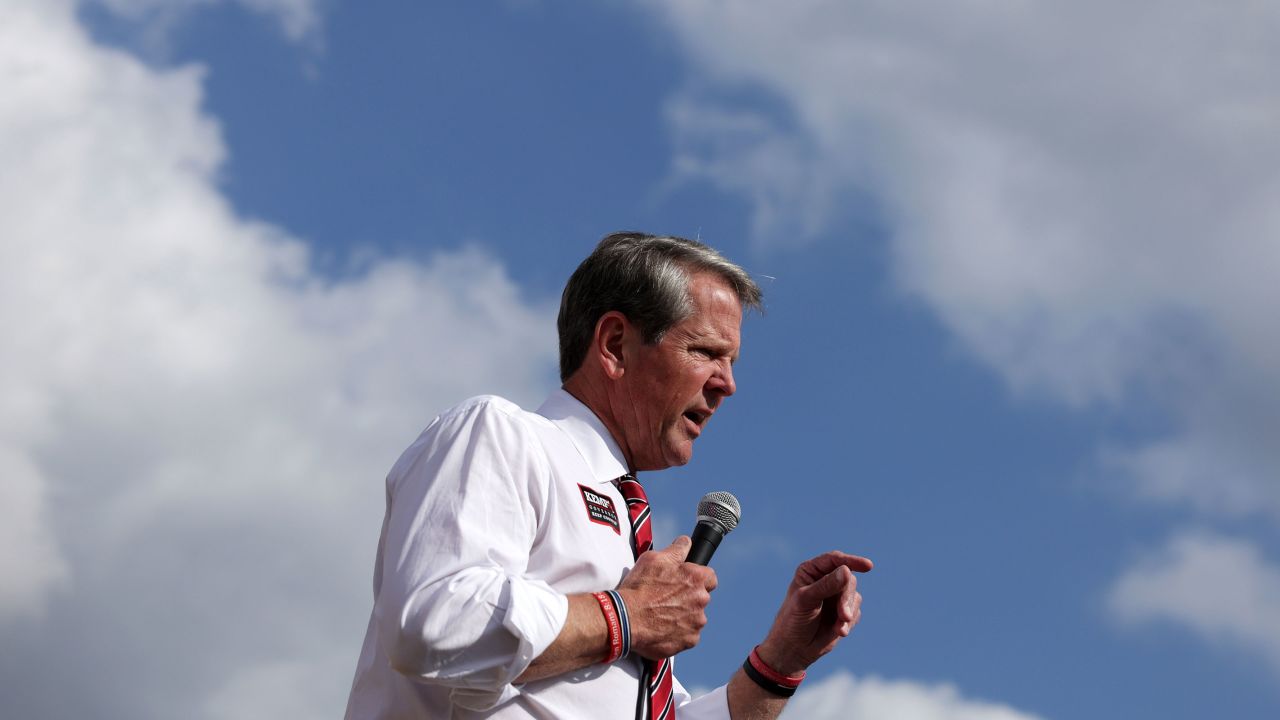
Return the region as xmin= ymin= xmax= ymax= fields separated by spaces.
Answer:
xmin=537 ymin=387 xmax=629 ymax=485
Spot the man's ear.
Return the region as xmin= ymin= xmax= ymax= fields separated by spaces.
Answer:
xmin=593 ymin=311 xmax=630 ymax=380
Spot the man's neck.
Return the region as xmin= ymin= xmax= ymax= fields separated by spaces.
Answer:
xmin=561 ymin=374 xmax=633 ymax=472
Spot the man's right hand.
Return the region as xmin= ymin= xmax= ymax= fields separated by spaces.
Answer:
xmin=617 ymin=536 xmax=718 ymax=659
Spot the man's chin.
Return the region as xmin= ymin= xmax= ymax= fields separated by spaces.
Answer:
xmin=664 ymin=443 xmax=694 ymax=468
xmin=633 ymin=438 xmax=695 ymax=471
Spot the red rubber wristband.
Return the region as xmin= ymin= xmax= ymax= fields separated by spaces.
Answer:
xmin=748 ymin=646 xmax=805 ymax=687
xmin=593 ymin=592 xmax=623 ymax=664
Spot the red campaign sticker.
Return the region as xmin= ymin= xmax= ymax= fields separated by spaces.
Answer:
xmin=578 ymin=484 xmax=620 ymax=534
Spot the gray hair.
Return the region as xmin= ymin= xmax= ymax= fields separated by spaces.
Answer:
xmin=557 ymin=231 xmax=764 ymax=381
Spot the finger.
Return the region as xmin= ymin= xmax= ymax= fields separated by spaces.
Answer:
xmin=664 ymin=535 xmax=692 ymax=561
xmin=844 ymin=555 xmax=874 ymax=573
xmin=797 ymin=551 xmax=873 ymax=583
xmin=819 ymin=551 xmax=873 ymax=573
xmin=674 ymin=564 xmax=717 ymax=595
xmin=796 ymin=565 xmax=852 ymax=607
xmin=696 ymin=566 xmax=719 ymax=593
xmin=831 ymin=577 xmax=857 ymax=623
xmin=846 ymin=592 xmax=863 ymax=634
xmin=838 ymin=585 xmax=861 ymax=624
xmin=828 ymin=589 xmax=862 ymax=638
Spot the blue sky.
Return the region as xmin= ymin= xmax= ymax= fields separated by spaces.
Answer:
xmin=3 ymin=1 xmax=1279 ymax=718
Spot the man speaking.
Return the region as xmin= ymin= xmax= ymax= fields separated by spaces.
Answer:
xmin=345 ymin=232 xmax=873 ymax=719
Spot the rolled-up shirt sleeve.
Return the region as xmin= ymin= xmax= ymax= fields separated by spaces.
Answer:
xmin=371 ymin=398 xmax=567 ymax=710
xmin=671 ymin=666 xmax=731 ymax=720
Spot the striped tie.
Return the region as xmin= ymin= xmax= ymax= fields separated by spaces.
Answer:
xmin=616 ymin=474 xmax=675 ymax=720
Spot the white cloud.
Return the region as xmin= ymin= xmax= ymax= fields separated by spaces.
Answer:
xmin=646 ymin=0 xmax=1280 ymax=519
xmin=202 ymin=653 xmax=354 ymax=720
xmin=90 ymin=0 xmax=322 ymax=44
xmin=0 ymin=0 xmax=555 ymax=716
xmin=0 ymin=447 xmax=67 ymax=617
xmin=780 ymin=670 xmax=1046 ymax=720
xmin=1109 ymin=531 xmax=1280 ymax=674
xmin=664 ymin=95 xmax=838 ymax=245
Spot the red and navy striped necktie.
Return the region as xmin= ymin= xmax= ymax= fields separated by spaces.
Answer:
xmin=616 ymin=474 xmax=675 ymax=720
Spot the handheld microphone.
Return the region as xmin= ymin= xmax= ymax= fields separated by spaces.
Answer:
xmin=687 ymin=491 xmax=741 ymax=566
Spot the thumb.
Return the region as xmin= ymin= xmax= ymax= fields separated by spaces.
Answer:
xmin=663 ymin=535 xmax=692 ymax=561
xmin=797 ymin=565 xmax=851 ymax=605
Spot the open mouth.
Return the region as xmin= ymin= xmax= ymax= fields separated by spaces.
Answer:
xmin=683 ymin=410 xmax=708 ymax=428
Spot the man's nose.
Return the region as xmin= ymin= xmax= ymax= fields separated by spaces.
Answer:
xmin=710 ymin=359 xmax=736 ymax=397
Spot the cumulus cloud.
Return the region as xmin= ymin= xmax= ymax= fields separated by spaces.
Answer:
xmin=91 ymin=0 xmax=322 ymax=44
xmin=643 ymin=0 xmax=1280 ymax=677
xmin=0 ymin=0 xmax=555 ymax=716
xmin=780 ymin=670 xmax=1046 ymax=720
xmin=647 ymin=0 xmax=1280 ymax=518
xmin=0 ymin=448 xmax=67 ymax=617
xmin=1109 ymin=531 xmax=1280 ymax=674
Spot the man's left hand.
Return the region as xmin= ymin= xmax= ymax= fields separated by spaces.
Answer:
xmin=754 ymin=551 xmax=873 ymax=676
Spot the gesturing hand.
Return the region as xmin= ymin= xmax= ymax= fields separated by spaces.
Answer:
xmin=616 ymin=536 xmax=718 ymax=660
xmin=756 ymin=551 xmax=873 ymax=676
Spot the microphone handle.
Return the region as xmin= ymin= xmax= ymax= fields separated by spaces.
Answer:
xmin=687 ymin=521 xmax=725 ymax=566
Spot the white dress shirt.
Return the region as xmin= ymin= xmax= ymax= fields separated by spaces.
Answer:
xmin=345 ymin=389 xmax=731 ymax=719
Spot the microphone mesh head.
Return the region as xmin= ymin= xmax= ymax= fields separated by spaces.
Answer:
xmin=697 ymin=491 xmax=741 ymax=534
